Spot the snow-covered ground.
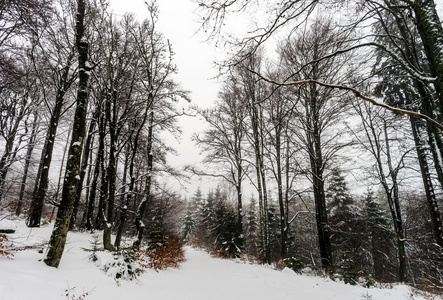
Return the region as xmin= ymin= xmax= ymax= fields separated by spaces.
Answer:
xmin=0 ymin=217 xmax=436 ymax=300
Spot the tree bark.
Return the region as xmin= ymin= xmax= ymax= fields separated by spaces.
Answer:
xmin=44 ymin=0 xmax=90 ymax=268
xmin=101 ymin=89 xmax=117 ymax=251
xmin=134 ymin=111 xmax=154 ymax=247
xmin=70 ymin=105 xmax=99 ymax=230
xmin=16 ymin=113 xmax=39 ymax=216
xmin=27 ymin=52 xmax=74 ymax=227
xmin=411 ymin=0 xmax=443 ymax=115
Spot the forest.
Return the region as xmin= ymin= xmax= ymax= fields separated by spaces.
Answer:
xmin=1 ymin=0 xmax=443 ymax=295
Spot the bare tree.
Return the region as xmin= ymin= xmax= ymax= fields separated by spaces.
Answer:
xmin=27 ymin=1 xmax=77 ymax=226
xmin=191 ymin=75 xmax=248 ymax=238
xmin=44 ymin=0 xmax=91 ymax=268
xmin=352 ymin=100 xmax=413 ymax=281
xmin=278 ymin=18 xmax=356 ymax=269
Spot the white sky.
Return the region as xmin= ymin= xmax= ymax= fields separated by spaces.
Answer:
xmin=110 ymin=0 xmax=221 ymax=198
xmin=108 ymin=0 xmax=443 ymax=199
xmin=110 ymin=0 xmax=219 ymax=107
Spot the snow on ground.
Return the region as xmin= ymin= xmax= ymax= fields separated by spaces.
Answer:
xmin=0 ymin=217 xmax=436 ymax=300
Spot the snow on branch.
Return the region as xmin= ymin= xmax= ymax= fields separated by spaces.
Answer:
xmin=249 ymin=69 xmax=443 ymax=131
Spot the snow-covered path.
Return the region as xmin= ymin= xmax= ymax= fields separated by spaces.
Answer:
xmin=141 ymin=247 xmax=415 ymax=300
xmin=0 ymin=221 xmax=430 ymax=300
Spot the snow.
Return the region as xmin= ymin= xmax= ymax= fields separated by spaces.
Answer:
xmin=0 ymin=217 xmax=434 ymax=300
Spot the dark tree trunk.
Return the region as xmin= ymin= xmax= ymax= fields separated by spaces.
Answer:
xmin=134 ymin=111 xmax=154 ymax=247
xmin=93 ymin=103 xmax=107 ymax=231
xmin=412 ymin=0 xmax=443 ymax=115
xmin=85 ymin=139 xmax=100 ymax=231
xmin=236 ymin=163 xmax=243 ymax=235
xmin=70 ymin=105 xmax=99 ymax=230
xmin=275 ymin=118 xmax=287 ymax=258
xmin=114 ymin=144 xmax=130 ymax=248
xmin=27 ymin=52 xmax=74 ymax=227
xmin=16 ymin=113 xmax=39 ymax=216
xmin=44 ymin=0 xmax=90 ymax=268
xmin=249 ymin=98 xmax=270 ymax=264
xmin=386 ymin=1 xmax=443 ymax=249
xmin=80 ymin=136 xmax=95 ymax=229
xmin=102 ymin=90 xmax=117 ymax=251
xmin=410 ymin=116 xmax=443 ymax=248
xmin=0 ymin=136 xmax=17 ymax=202
xmin=307 ymin=83 xmax=332 ymax=269
xmin=382 ymin=121 xmax=407 ymax=282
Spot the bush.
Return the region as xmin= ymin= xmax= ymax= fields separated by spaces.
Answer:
xmin=102 ymin=248 xmax=138 ymax=280
xmin=284 ymin=256 xmax=305 ymax=274
xmin=137 ymin=235 xmax=185 ymax=271
xmin=82 ymin=234 xmax=102 ymax=263
xmin=0 ymin=234 xmax=14 ymax=259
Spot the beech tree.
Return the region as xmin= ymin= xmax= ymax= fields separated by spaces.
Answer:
xmin=238 ymin=52 xmax=272 ymax=264
xmin=27 ymin=0 xmax=77 ymax=227
xmin=192 ymin=75 xmax=248 ymax=237
xmin=44 ymin=0 xmax=91 ymax=268
xmin=278 ymin=18 xmax=356 ymax=268
xmin=0 ymin=0 xmax=53 ymax=204
xmin=195 ymin=0 xmax=443 ymax=128
xmin=352 ymin=100 xmax=413 ymax=281
xmin=368 ymin=0 xmax=443 ymax=248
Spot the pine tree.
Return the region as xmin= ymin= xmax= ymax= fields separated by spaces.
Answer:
xmin=210 ymin=198 xmax=243 ymax=258
xmin=182 ymin=201 xmax=196 ymax=243
xmin=364 ymin=190 xmax=395 ymax=282
xmin=326 ymin=168 xmax=362 ymax=283
xmin=244 ymin=196 xmax=260 ymax=258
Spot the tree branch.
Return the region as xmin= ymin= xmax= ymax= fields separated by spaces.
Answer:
xmin=249 ymin=70 xmax=443 ymax=131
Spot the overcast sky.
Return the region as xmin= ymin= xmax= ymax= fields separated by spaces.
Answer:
xmin=109 ymin=0 xmax=443 ymax=199
xmin=110 ymin=0 xmax=221 ymax=198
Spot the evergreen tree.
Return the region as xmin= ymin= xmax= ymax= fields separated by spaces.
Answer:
xmin=181 ymin=207 xmax=194 ymax=242
xmin=244 ymin=196 xmax=260 ymax=258
xmin=326 ymin=168 xmax=362 ymax=283
xmin=364 ymin=190 xmax=395 ymax=282
xmin=266 ymin=201 xmax=282 ymax=262
xmin=210 ymin=198 xmax=243 ymax=258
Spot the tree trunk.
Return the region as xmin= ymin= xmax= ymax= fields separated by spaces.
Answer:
xmin=102 ymin=90 xmax=117 ymax=251
xmin=70 ymin=105 xmax=99 ymax=230
xmin=44 ymin=0 xmax=90 ymax=268
xmin=307 ymin=83 xmax=332 ymax=269
xmin=16 ymin=113 xmax=39 ymax=216
xmin=382 ymin=121 xmax=407 ymax=281
xmin=134 ymin=111 xmax=154 ymax=247
xmin=410 ymin=115 xmax=443 ymax=248
xmin=250 ymin=99 xmax=270 ymax=264
xmin=0 ymin=136 xmax=16 ymax=202
xmin=85 ymin=139 xmax=100 ymax=231
xmin=27 ymin=52 xmax=74 ymax=227
xmin=412 ymin=0 xmax=443 ymax=115
xmin=275 ymin=118 xmax=287 ymax=258
xmin=114 ymin=144 xmax=130 ymax=248
xmin=80 ymin=132 xmax=95 ymax=229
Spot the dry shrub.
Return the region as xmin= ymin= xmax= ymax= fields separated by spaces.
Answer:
xmin=209 ymin=248 xmax=231 ymax=259
xmin=0 ymin=234 xmax=14 ymax=259
xmin=64 ymin=286 xmax=90 ymax=300
xmin=208 ymin=248 xmax=245 ymax=260
xmin=137 ymin=236 xmax=185 ymax=271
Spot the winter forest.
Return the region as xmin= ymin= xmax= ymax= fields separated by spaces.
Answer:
xmin=2 ymin=0 xmax=443 ymax=298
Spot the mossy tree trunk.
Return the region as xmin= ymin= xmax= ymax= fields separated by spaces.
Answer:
xmin=411 ymin=0 xmax=443 ymax=115
xmin=44 ymin=0 xmax=90 ymax=268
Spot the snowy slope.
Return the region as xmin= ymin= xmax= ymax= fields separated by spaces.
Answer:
xmin=0 ymin=218 xmax=434 ymax=300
